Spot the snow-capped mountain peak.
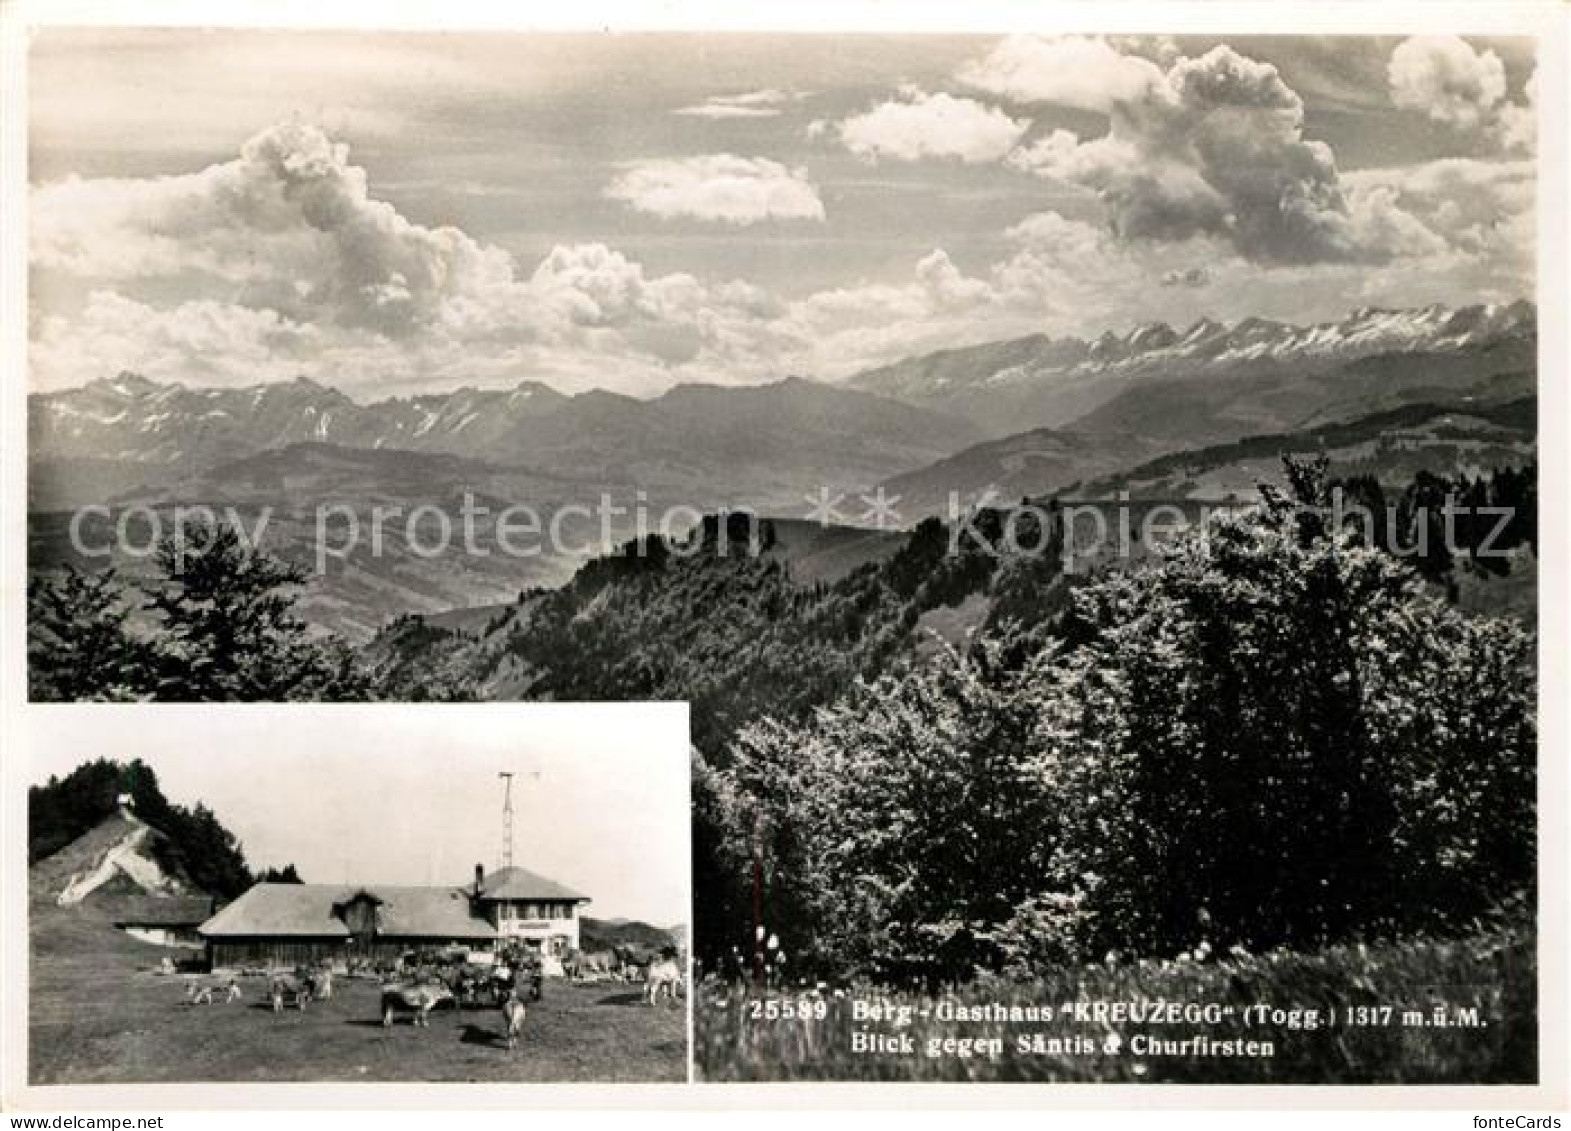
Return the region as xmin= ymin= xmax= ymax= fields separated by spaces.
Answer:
xmin=842 ymin=301 xmax=1535 ymax=436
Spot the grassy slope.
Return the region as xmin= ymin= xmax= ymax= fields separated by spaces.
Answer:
xmin=30 ymin=814 xmax=146 ymax=896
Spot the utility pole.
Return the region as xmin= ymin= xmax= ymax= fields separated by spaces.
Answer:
xmin=498 ymin=769 xmax=541 ymax=872
xmin=499 ymin=772 xmax=515 ymax=871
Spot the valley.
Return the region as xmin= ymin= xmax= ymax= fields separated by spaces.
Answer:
xmin=27 ymin=301 xmax=1539 ymax=640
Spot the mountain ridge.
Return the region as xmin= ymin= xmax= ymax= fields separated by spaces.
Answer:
xmin=880 ymin=393 xmax=1536 ymax=520
xmin=30 ymin=374 xmax=982 ymax=514
xmin=843 ymin=300 xmax=1536 ymax=438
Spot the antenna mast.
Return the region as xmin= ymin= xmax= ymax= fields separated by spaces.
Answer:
xmin=499 ymin=771 xmax=515 ymax=871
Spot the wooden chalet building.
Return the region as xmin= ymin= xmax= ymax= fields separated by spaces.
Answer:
xmin=199 ymin=865 xmax=589 ymax=970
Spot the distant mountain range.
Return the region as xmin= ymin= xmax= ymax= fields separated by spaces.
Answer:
xmin=859 ymin=302 xmax=1534 ymax=514
xmin=844 ymin=301 xmax=1535 ymax=439
xmin=30 ymin=374 xmax=979 ymax=513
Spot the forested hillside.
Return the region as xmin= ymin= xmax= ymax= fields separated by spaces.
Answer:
xmin=368 ymin=509 xmax=1071 ymax=750
xmin=29 ymin=758 xmax=269 ymax=900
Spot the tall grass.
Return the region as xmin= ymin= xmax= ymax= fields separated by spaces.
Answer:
xmin=696 ymin=924 xmax=1536 ymax=1083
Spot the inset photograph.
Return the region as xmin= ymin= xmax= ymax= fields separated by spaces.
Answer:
xmin=25 ymin=704 xmax=691 ymax=1084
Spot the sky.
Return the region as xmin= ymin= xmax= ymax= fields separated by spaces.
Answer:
xmin=26 ymin=703 xmax=692 ymax=928
xmin=28 ymin=30 xmax=1538 ymax=398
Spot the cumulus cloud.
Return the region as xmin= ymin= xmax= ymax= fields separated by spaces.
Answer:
xmin=29 ymin=124 xmax=814 ymax=392
xmin=28 ymin=108 xmax=1535 ymax=399
xmin=833 ymin=87 xmax=1028 ymax=164
xmin=1343 ymin=158 xmax=1533 ymax=264
xmin=1388 ymin=37 xmax=1536 ymax=155
xmin=914 ymin=249 xmax=993 ymax=309
xmin=959 ymin=34 xmax=1166 ymax=112
xmin=987 ymin=210 xmax=1231 ymax=315
xmin=603 ymin=154 xmax=825 ymax=224
xmin=1108 ymin=35 xmax=1182 ymax=68
xmin=31 ymin=122 xmax=521 ymax=338
xmin=999 ymin=42 xmax=1466 ymax=265
xmin=529 ymin=243 xmax=670 ymax=329
xmin=1003 ymin=210 xmax=1117 ymax=260
xmin=1497 ymin=69 xmax=1537 ymax=154
xmin=31 ymin=291 xmax=320 ymax=389
xmin=1388 ymin=36 xmax=1506 ymax=130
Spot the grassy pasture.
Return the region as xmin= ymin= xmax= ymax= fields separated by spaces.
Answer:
xmin=30 ymin=909 xmax=687 ymax=1084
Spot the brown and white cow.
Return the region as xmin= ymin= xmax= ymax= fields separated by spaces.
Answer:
xmin=575 ymin=950 xmax=619 ymax=982
xmin=501 ymin=992 xmax=527 ymax=1050
xmin=643 ymin=958 xmax=684 ymax=1006
xmin=380 ymin=981 xmax=453 ymax=1028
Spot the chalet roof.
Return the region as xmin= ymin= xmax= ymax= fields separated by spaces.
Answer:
xmin=479 ymin=866 xmax=588 ymax=902
xmin=112 ymin=895 xmax=215 ymax=928
xmin=199 ymin=883 xmax=497 ymax=940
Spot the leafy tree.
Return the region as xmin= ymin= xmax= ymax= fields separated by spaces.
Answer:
xmin=256 ymin=863 xmax=304 ymax=883
xmin=1029 ymin=460 xmax=1533 ymax=957
xmin=728 ymin=642 xmax=1058 ymax=984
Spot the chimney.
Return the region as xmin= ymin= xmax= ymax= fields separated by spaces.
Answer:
xmin=474 ymin=864 xmax=485 ymax=897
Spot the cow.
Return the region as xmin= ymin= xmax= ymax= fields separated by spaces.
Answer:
xmin=643 ymin=958 xmax=683 ymax=1006
xmin=501 ymin=992 xmax=527 ymax=1050
xmin=575 ymin=950 xmax=619 ymax=982
xmin=269 ymin=970 xmax=315 ymax=1012
xmin=185 ymin=974 xmax=241 ymax=1005
xmin=380 ymin=981 xmax=453 ymax=1028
